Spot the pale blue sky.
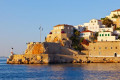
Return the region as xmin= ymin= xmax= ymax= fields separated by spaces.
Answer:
xmin=0 ymin=0 xmax=120 ymax=56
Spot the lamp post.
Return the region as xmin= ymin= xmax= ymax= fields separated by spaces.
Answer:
xmin=11 ymin=48 xmax=13 ymax=55
xmin=39 ymin=26 xmax=43 ymax=42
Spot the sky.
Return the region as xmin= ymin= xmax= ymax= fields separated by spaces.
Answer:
xmin=0 ymin=0 xmax=120 ymax=56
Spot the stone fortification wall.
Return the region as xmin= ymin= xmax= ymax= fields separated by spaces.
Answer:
xmin=43 ymin=42 xmax=62 ymax=54
xmin=25 ymin=42 xmax=78 ymax=55
xmin=73 ymin=55 xmax=120 ymax=63
xmin=89 ymin=41 xmax=120 ymax=57
xmin=7 ymin=54 xmax=49 ymax=64
xmin=7 ymin=42 xmax=79 ymax=64
xmin=7 ymin=54 xmax=74 ymax=64
xmin=7 ymin=42 xmax=120 ymax=64
xmin=7 ymin=53 xmax=120 ymax=64
xmin=25 ymin=42 xmax=45 ymax=54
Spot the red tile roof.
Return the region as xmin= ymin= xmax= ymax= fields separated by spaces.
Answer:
xmin=81 ymin=30 xmax=93 ymax=33
xmin=112 ymin=9 xmax=120 ymax=12
xmin=98 ymin=20 xmax=101 ymax=21
xmin=54 ymin=24 xmax=73 ymax=27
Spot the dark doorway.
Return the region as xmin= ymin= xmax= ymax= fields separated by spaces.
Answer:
xmin=114 ymin=53 xmax=117 ymax=57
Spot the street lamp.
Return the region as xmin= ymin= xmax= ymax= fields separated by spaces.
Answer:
xmin=39 ymin=26 xmax=43 ymax=42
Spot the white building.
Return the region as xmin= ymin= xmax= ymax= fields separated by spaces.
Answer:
xmin=80 ymin=30 xmax=93 ymax=40
xmin=74 ymin=25 xmax=85 ymax=32
xmin=97 ymin=31 xmax=116 ymax=41
xmin=99 ymin=27 xmax=113 ymax=32
xmin=106 ymin=9 xmax=120 ymax=22
xmin=84 ymin=19 xmax=105 ymax=32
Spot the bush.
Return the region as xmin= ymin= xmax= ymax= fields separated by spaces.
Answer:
xmin=102 ymin=17 xmax=113 ymax=27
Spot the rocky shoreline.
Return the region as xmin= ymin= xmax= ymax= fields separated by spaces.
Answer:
xmin=7 ymin=54 xmax=120 ymax=64
xmin=7 ymin=42 xmax=120 ymax=64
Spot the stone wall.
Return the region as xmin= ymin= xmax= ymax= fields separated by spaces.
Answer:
xmin=89 ymin=41 xmax=120 ymax=57
xmin=7 ymin=54 xmax=74 ymax=64
xmin=73 ymin=55 xmax=120 ymax=63
xmin=7 ymin=42 xmax=79 ymax=64
xmin=7 ymin=42 xmax=120 ymax=64
xmin=7 ymin=52 xmax=120 ymax=64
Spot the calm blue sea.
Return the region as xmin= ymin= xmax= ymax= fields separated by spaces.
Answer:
xmin=0 ymin=58 xmax=120 ymax=80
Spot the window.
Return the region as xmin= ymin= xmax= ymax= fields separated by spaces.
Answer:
xmin=108 ymin=34 xmax=110 ymax=36
xmin=71 ymin=27 xmax=73 ymax=30
xmin=99 ymin=47 xmax=101 ymax=49
xmin=68 ymin=27 xmax=69 ymax=29
xmin=105 ymin=34 xmax=107 ymax=36
xmin=102 ymin=34 xmax=104 ymax=36
xmin=99 ymin=52 xmax=101 ymax=55
xmin=105 ymin=47 xmax=107 ymax=49
xmin=111 ymin=47 xmax=112 ymax=49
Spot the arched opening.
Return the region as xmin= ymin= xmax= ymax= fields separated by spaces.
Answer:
xmin=114 ymin=53 xmax=117 ymax=57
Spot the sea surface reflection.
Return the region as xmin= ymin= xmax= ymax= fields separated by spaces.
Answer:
xmin=0 ymin=58 xmax=120 ymax=80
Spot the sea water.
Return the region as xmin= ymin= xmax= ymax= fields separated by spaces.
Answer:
xmin=0 ymin=58 xmax=120 ymax=80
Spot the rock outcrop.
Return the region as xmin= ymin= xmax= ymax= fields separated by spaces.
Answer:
xmin=7 ymin=42 xmax=79 ymax=64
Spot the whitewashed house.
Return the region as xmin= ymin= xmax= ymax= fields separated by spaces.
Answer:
xmin=84 ymin=19 xmax=105 ymax=32
xmin=74 ymin=25 xmax=85 ymax=32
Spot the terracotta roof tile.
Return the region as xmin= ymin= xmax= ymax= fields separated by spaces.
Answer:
xmin=81 ymin=30 xmax=93 ymax=33
xmin=54 ymin=24 xmax=73 ymax=27
xmin=112 ymin=9 xmax=120 ymax=12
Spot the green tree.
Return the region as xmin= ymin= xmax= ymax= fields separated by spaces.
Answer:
xmin=70 ymin=29 xmax=82 ymax=51
xmin=102 ymin=18 xmax=113 ymax=27
xmin=118 ymin=35 xmax=120 ymax=39
xmin=115 ymin=28 xmax=120 ymax=30
xmin=112 ymin=14 xmax=118 ymax=18
xmin=80 ymin=37 xmax=84 ymax=43
xmin=94 ymin=32 xmax=98 ymax=40
xmin=74 ymin=30 xmax=80 ymax=36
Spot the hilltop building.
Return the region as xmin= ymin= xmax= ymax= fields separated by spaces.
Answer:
xmin=89 ymin=42 xmax=120 ymax=57
xmin=46 ymin=24 xmax=74 ymax=47
xmin=106 ymin=9 xmax=120 ymax=28
xmin=97 ymin=31 xmax=116 ymax=41
xmin=74 ymin=25 xmax=85 ymax=32
xmin=83 ymin=19 xmax=105 ymax=32
xmin=80 ymin=30 xmax=94 ymax=41
xmin=106 ymin=9 xmax=120 ymax=22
